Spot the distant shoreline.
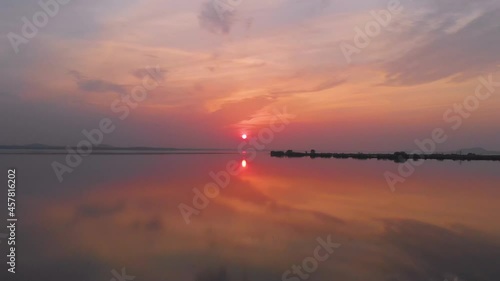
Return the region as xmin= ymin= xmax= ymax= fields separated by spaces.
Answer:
xmin=0 ymin=151 xmax=239 ymax=155
xmin=270 ymin=150 xmax=500 ymax=162
xmin=0 ymin=144 xmax=239 ymax=155
xmin=0 ymin=144 xmax=235 ymax=151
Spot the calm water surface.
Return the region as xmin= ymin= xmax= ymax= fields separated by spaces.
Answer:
xmin=1 ymin=153 xmax=499 ymax=281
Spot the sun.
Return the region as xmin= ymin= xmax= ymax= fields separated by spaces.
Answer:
xmin=241 ymin=134 xmax=247 ymax=140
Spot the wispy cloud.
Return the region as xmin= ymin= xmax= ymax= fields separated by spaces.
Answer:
xmin=68 ymin=70 xmax=127 ymax=95
xmin=198 ymin=1 xmax=236 ymax=34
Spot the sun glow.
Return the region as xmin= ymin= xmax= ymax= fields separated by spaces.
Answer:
xmin=241 ymin=134 xmax=247 ymax=140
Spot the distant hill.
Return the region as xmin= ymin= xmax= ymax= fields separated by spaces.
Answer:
xmin=0 ymin=144 xmax=61 ymax=150
xmin=0 ymin=144 xmax=233 ymax=151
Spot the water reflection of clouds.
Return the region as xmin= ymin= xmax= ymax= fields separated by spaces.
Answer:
xmin=3 ymin=155 xmax=500 ymax=280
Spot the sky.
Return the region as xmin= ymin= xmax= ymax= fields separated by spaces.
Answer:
xmin=0 ymin=0 xmax=499 ymax=151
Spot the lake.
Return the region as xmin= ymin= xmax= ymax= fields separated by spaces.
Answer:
xmin=1 ymin=152 xmax=499 ymax=281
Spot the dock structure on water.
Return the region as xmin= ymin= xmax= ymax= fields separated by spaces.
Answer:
xmin=270 ymin=150 xmax=500 ymax=163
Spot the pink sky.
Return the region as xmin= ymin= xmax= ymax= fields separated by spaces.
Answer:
xmin=0 ymin=0 xmax=499 ymax=151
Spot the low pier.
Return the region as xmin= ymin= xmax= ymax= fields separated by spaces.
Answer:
xmin=270 ymin=150 xmax=500 ymax=163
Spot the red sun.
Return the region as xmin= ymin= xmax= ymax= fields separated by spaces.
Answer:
xmin=241 ymin=134 xmax=248 ymax=140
